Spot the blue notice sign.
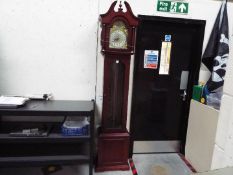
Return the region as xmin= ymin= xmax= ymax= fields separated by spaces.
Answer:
xmin=144 ymin=50 xmax=159 ymax=69
xmin=165 ymin=35 xmax=172 ymax=41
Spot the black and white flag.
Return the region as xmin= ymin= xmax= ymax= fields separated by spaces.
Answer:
xmin=202 ymin=1 xmax=229 ymax=94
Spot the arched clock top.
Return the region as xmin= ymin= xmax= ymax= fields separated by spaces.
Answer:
xmin=100 ymin=1 xmax=139 ymax=55
xmin=100 ymin=1 xmax=138 ymax=26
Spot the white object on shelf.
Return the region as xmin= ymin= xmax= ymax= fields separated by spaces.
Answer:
xmin=0 ymin=96 xmax=29 ymax=105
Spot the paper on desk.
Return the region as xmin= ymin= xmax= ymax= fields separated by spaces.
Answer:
xmin=0 ymin=96 xmax=29 ymax=105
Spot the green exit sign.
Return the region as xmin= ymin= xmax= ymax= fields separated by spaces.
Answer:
xmin=157 ymin=0 xmax=189 ymax=14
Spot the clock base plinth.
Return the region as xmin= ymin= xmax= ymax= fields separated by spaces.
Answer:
xmin=95 ymin=132 xmax=130 ymax=172
xmin=95 ymin=163 xmax=129 ymax=172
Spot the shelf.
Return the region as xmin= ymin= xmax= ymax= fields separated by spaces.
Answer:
xmin=0 ymin=133 xmax=90 ymax=143
xmin=0 ymin=100 xmax=94 ymax=116
xmin=0 ymin=142 xmax=89 ymax=158
xmin=0 ymin=100 xmax=94 ymax=175
xmin=0 ymin=155 xmax=89 ymax=167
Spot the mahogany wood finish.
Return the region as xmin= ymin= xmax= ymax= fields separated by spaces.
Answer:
xmin=96 ymin=1 xmax=138 ymax=171
xmin=96 ymin=133 xmax=130 ymax=172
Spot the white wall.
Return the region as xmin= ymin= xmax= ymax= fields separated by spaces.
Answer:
xmin=211 ymin=27 xmax=233 ymax=169
xmin=0 ymin=0 xmax=99 ymax=100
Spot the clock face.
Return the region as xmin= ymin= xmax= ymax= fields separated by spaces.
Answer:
xmin=109 ymin=30 xmax=127 ymax=49
xmin=109 ymin=21 xmax=128 ymax=49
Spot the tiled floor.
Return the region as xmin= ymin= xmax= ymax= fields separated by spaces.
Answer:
xmin=0 ymin=154 xmax=192 ymax=175
xmin=133 ymin=153 xmax=192 ymax=175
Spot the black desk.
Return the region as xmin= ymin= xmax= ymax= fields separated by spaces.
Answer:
xmin=0 ymin=100 xmax=95 ymax=175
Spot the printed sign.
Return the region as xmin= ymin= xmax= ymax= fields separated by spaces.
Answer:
xmin=159 ymin=42 xmax=172 ymax=75
xmin=165 ymin=35 xmax=172 ymax=42
xmin=157 ymin=0 xmax=189 ymax=14
xmin=144 ymin=50 xmax=159 ymax=69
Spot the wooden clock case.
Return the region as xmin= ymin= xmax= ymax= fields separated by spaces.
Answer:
xmin=96 ymin=1 xmax=138 ymax=172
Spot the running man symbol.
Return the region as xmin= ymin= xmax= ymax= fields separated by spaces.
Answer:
xmin=170 ymin=2 xmax=177 ymax=12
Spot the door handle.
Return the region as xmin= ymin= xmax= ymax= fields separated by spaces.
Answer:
xmin=180 ymin=71 xmax=189 ymax=90
xmin=181 ymin=90 xmax=187 ymax=101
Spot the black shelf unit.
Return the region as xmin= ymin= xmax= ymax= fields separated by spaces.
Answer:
xmin=0 ymin=100 xmax=95 ymax=175
xmin=0 ymin=133 xmax=90 ymax=143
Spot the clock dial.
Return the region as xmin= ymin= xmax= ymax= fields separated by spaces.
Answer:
xmin=109 ymin=30 xmax=127 ymax=49
xmin=109 ymin=21 xmax=128 ymax=49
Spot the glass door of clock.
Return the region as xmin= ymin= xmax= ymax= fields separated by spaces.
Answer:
xmin=106 ymin=61 xmax=125 ymax=129
xmin=130 ymin=15 xmax=205 ymax=154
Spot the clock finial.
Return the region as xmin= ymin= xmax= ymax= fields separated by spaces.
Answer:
xmin=118 ymin=1 xmax=123 ymax=12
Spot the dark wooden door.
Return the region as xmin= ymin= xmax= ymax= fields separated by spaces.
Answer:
xmin=130 ymin=16 xmax=205 ymax=154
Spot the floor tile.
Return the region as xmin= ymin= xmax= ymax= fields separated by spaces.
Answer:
xmin=133 ymin=153 xmax=192 ymax=175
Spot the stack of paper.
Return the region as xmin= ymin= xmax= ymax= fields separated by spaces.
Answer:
xmin=0 ymin=96 xmax=29 ymax=108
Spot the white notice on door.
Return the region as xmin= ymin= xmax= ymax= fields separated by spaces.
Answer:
xmin=159 ymin=42 xmax=172 ymax=75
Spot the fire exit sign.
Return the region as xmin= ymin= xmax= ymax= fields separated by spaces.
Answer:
xmin=157 ymin=0 xmax=189 ymax=14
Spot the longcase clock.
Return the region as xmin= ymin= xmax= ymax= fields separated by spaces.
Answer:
xmin=96 ymin=1 xmax=138 ymax=171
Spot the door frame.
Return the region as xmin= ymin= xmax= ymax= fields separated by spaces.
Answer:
xmin=129 ymin=15 xmax=206 ymax=157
